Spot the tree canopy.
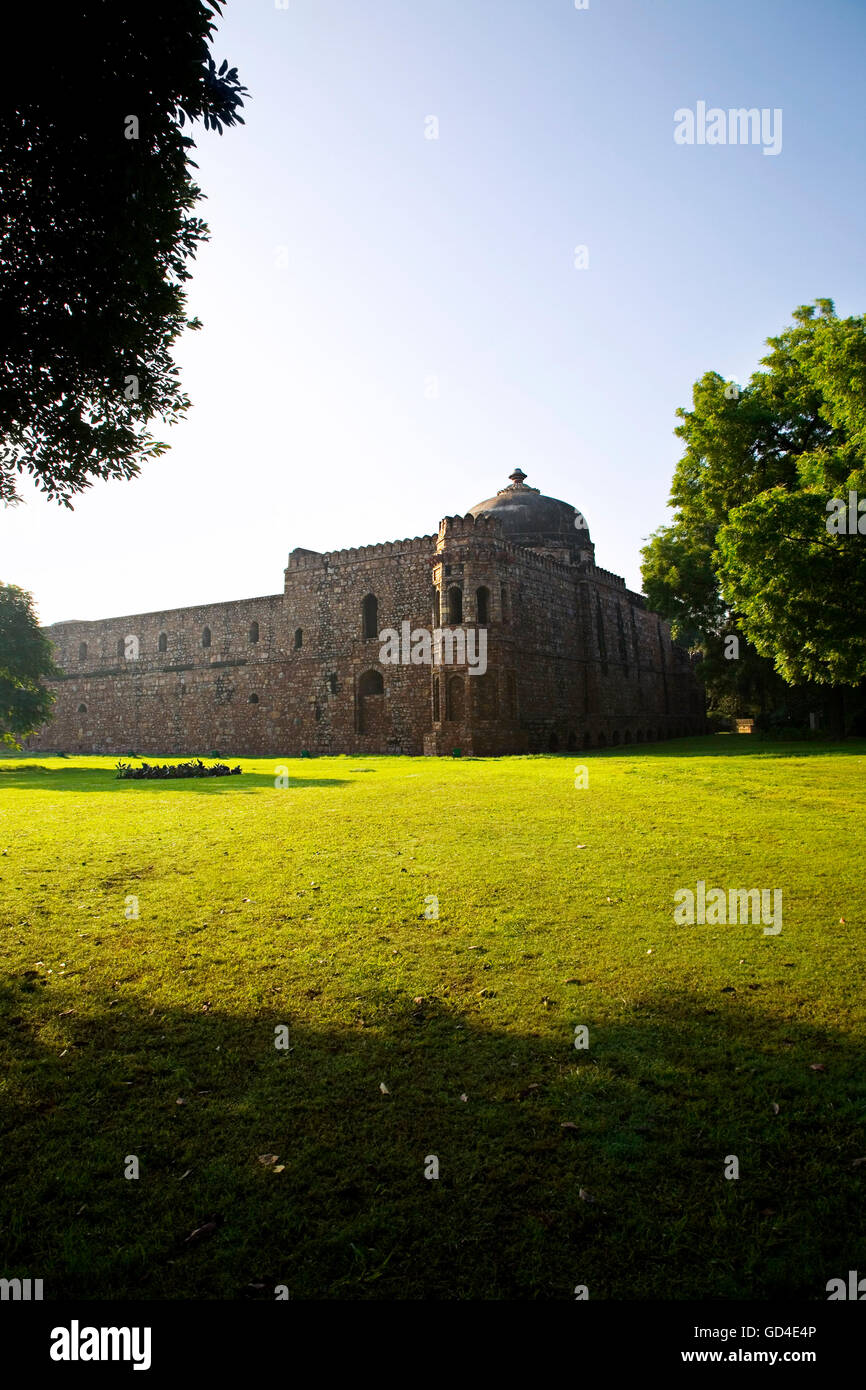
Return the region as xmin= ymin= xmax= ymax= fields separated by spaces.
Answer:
xmin=0 ymin=585 xmax=57 ymax=746
xmin=0 ymin=1 xmax=248 ymax=506
xmin=642 ymin=300 xmax=866 ymax=716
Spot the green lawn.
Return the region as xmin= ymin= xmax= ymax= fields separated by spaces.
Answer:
xmin=1 ymin=737 xmax=864 ymax=1300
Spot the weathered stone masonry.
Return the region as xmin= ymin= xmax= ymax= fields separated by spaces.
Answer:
xmin=29 ymin=472 xmax=704 ymax=756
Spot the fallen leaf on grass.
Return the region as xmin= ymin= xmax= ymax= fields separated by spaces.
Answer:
xmin=851 ymin=1157 xmax=866 ymax=1168
xmin=184 ymin=1221 xmax=217 ymax=1244
xmin=809 ymin=1063 xmax=826 ymax=1072
xmin=561 ymin=1121 xmax=579 ymax=1131
xmin=579 ymin=1188 xmax=595 ymax=1203
xmin=257 ymin=1154 xmax=278 ymax=1166
xmin=771 ymin=1102 xmax=780 ymax=1115
xmin=380 ymin=1082 xmax=390 ymax=1095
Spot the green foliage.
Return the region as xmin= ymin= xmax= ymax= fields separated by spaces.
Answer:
xmin=642 ymin=300 xmax=866 ymax=705
xmin=0 ymin=2 xmax=248 ymax=505
xmin=0 ymin=585 xmax=57 ymax=746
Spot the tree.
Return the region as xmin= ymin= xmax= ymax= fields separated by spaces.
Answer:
xmin=715 ymin=309 xmax=866 ymax=689
xmin=0 ymin=586 xmax=57 ymax=747
xmin=0 ymin=2 xmax=248 ymax=506
xmin=642 ymin=301 xmax=866 ymax=729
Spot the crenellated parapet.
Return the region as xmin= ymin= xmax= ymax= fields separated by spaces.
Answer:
xmin=285 ymin=534 xmax=437 ymax=579
xmin=436 ymin=513 xmax=503 ymax=551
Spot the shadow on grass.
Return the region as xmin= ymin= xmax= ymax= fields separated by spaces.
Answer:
xmin=1 ymin=979 xmax=863 ymax=1301
xmin=0 ymin=766 xmax=349 ymax=793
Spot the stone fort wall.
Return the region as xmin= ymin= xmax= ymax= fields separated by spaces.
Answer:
xmin=28 ymin=516 xmax=704 ymax=757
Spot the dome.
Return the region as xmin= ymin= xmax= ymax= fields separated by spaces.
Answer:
xmin=468 ymin=469 xmax=590 ymax=543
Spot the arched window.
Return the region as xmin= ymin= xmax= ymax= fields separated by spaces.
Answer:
xmin=77 ymin=703 xmax=87 ymax=714
xmin=248 ymin=693 xmax=259 ymax=704
xmin=432 ymin=675 xmax=440 ymax=722
xmin=294 ymin=627 xmax=303 ymax=649
xmin=476 ymin=586 xmax=490 ymax=625
xmin=158 ymin=632 xmax=168 ymax=653
xmin=567 ymin=732 xmax=577 ymax=751
xmin=202 ymin=627 xmax=211 ymax=649
xmin=447 ymin=586 xmax=462 ymax=624
xmin=612 ymin=730 xmax=621 ymax=745
xmin=358 ymin=669 xmax=384 ymax=697
xmin=548 ymin=732 xmax=560 ymax=753
xmin=249 ymin=621 xmax=259 ymax=644
xmin=328 ymin=673 xmax=338 ymax=694
xmin=362 ymin=594 xmax=378 ymax=640
xmin=116 ymin=638 xmax=125 ymax=658
xmin=500 ymin=584 xmax=510 ymax=624
xmin=78 ymin=641 xmax=87 ymax=663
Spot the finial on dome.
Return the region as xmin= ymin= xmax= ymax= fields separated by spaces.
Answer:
xmin=508 ymin=468 xmax=528 ymax=488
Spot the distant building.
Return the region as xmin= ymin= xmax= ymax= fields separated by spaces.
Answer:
xmin=30 ymin=471 xmax=704 ymax=755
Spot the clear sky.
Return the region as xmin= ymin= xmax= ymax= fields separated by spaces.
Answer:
xmin=3 ymin=0 xmax=865 ymax=625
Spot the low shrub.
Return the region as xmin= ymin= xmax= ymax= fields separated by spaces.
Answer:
xmin=115 ymin=759 xmax=241 ymax=780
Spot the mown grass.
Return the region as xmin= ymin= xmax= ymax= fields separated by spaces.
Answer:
xmin=0 ymin=737 xmax=864 ymax=1300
